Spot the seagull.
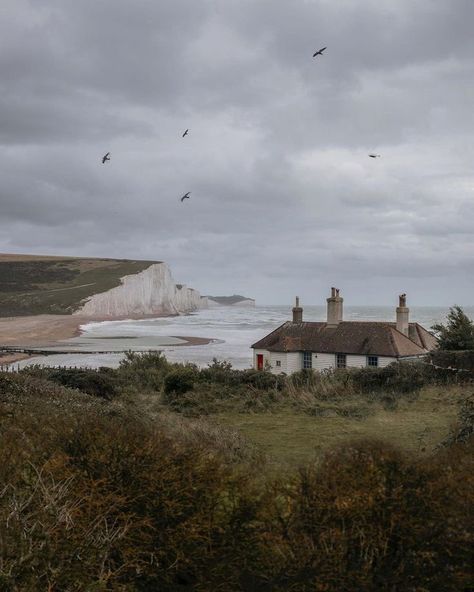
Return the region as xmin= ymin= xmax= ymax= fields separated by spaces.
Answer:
xmin=313 ymin=46 xmax=327 ymax=58
xmin=102 ymin=152 xmax=111 ymax=164
xmin=180 ymin=192 xmax=191 ymax=202
xmin=368 ymin=154 xmax=381 ymax=158
xmin=182 ymin=129 xmax=189 ymax=137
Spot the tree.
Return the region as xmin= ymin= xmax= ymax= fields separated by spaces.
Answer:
xmin=431 ymin=305 xmax=474 ymax=350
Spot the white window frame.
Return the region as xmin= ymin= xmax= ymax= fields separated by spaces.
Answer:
xmin=335 ymin=353 xmax=346 ymax=368
xmin=367 ymin=355 xmax=378 ymax=367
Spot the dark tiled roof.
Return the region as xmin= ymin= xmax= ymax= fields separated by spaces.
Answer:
xmin=251 ymin=321 xmax=438 ymax=357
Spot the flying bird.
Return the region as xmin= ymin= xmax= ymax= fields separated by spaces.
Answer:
xmin=313 ymin=46 xmax=327 ymax=58
xmin=182 ymin=129 xmax=189 ymax=137
xmin=368 ymin=154 xmax=381 ymax=158
xmin=102 ymin=152 xmax=111 ymax=164
xmin=180 ymin=192 xmax=191 ymax=202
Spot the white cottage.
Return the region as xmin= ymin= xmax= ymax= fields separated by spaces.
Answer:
xmin=251 ymin=289 xmax=438 ymax=374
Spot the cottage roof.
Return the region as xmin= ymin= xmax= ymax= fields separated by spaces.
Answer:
xmin=251 ymin=321 xmax=438 ymax=357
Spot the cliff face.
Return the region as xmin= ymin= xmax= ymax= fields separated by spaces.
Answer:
xmin=74 ymin=263 xmax=207 ymax=317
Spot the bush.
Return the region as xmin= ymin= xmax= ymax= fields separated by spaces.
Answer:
xmin=163 ymin=366 xmax=199 ymax=398
xmin=0 ymin=377 xmax=472 ymax=591
xmin=117 ymin=350 xmax=172 ymax=391
xmin=264 ymin=440 xmax=474 ymax=591
xmin=439 ymin=394 xmax=474 ymax=447
xmin=41 ymin=367 xmax=119 ymax=399
xmin=239 ymin=368 xmax=286 ymax=391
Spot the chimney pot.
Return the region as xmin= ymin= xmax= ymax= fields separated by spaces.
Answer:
xmin=396 ymin=293 xmax=409 ymax=336
xmin=327 ymin=287 xmax=343 ymax=327
xmin=292 ymin=296 xmax=303 ymax=323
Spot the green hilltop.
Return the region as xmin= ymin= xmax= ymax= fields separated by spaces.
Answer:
xmin=0 ymin=254 xmax=157 ymax=316
xmin=207 ymin=294 xmax=254 ymax=305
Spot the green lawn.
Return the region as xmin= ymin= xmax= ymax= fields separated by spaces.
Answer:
xmin=213 ymin=386 xmax=463 ymax=467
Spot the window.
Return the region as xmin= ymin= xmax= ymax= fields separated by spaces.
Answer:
xmin=336 ymin=353 xmax=346 ymax=368
xmin=302 ymin=351 xmax=312 ymax=369
xmin=276 ymin=360 xmax=281 ymax=367
xmin=367 ymin=356 xmax=378 ymax=367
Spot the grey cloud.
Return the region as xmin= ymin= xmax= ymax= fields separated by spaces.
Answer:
xmin=0 ymin=0 xmax=473 ymax=304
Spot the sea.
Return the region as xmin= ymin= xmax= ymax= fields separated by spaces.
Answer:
xmin=15 ymin=305 xmax=473 ymax=371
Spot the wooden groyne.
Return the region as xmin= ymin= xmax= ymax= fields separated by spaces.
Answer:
xmin=0 ymin=346 xmax=151 ymax=356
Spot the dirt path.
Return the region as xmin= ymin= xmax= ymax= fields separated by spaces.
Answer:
xmin=20 ymin=282 xmax=96 ymax=296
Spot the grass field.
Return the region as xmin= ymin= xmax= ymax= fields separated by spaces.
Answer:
xmin=0 ymin=253 xmax=157 ymax=316
xmin=213 ymin=385 xmax=464 ymax=467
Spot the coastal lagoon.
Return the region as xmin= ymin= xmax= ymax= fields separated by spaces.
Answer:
xmin=16 ymin=305 xmax=473 ymax=370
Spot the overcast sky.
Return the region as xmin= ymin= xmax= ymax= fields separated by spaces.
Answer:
xmin=1 ymin=0 xmax=473 ymax=305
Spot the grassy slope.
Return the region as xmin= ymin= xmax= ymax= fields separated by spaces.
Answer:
xmin=207 ymin=295 xmax=253 ymax=305
xmin=0 ymin=254 xmax=158 ymax=316
xmin=213 ymin=386 xmax=463 ymax=468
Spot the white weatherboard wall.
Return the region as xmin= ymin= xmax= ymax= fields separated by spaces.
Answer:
xmin=258 ymin=350 xmax=400 ymax=374
xmin=267 ymin=352 xmax=302 ymax=374
xmin=254 ymin=349 xmax=271 ymax=369
xmin=378 ymin=356 xmax=397 ymax=368
xmin=313 ymin=353 xmax=335 ymax=371
xmin=286 ymin=352 xmax=302 ymax=374
xmin=269 ymin=352 xmax=286 ymax=374
xmin=74 ymin=263 xmax=207 ymax=317
xmin=346 ymin=355 xmax=367 ymax=368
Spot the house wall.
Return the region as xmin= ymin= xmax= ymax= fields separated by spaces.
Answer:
xmin=313 ymin=353 xmax=335 ymax=371
xmin=269 ymin=352 xmax=285 ymax=374
xmin=254 ymin=349 xmax=399 ymax=374
xmin=253 ymin=349 xmax=271 ymax=370
xmin=347 ymin=355 xmax=367 ymax=368
xmin=314 ymin=353 xmax=398 ymax=371
xmin=263 ymin=352 xmax=302 ymax=374
xmin=378 ymin=356 xmax=397 ymax=368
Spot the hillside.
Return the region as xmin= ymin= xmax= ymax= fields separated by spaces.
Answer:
xmin=0 ymin=254 xmax=205 ymax=317
xmin=207 ymin=294 xmax=255 ymax=307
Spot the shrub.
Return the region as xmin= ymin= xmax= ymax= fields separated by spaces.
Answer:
xmin=117 ymin=350 xmax=172 ymax=391
xmin=240 ymin=368 xmax=286 ymax=391
xmin=0 ymin=407 xmax=263 ymax=591
xmin=163 ymin=366 xmax=199 ymax=398
xmin=265 ymin=440 xmax=474 ymax=591
xmin=0 ymin=377 xmax=472 ymax=591
xmin=439 ymin=393 xmax=474 ymax=447
xmin=41 ymin=367 xmax=119 ymax=399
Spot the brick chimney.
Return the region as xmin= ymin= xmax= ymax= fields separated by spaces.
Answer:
xmin=327 ymin=287 xmax=343 ymax=327
xmin=396 ymin=293 xmax=409 ymax=337
xmin=292 ymin=296 xmax=303 ymax=323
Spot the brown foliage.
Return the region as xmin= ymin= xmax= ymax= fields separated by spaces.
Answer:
xmin=0 ymin=369 xmax=472 ymax=591
xmin=262 ymin=440 xmax=474 ymax=591
xmin=0 ymin=402 xmax=263 ymax=591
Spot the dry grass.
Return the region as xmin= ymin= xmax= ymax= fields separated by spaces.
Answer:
xmin=0 ymin=367 xmax=472 ymax=590
xmin=214 ymin=385 xmax=465 ymax=467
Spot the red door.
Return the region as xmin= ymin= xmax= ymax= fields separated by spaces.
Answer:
xmin=257 ymin=354 xmax=264 ymax=370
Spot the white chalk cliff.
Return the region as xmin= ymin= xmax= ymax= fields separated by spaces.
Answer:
xmin=74 ymin=262 xmax=207 ymax=317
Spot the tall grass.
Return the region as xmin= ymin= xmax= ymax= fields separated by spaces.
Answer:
xmin=0 ymin=389 xmax=472 ymax=590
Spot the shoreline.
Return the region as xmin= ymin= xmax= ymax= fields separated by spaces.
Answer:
xmin=0 ymin=314 xmax=214 ymax=366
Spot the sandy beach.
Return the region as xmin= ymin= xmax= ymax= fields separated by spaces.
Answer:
xmin=0 ymin=314 xmax=214 ymax=365
xmin=0 ymin=315 xmax=88 ymax=347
